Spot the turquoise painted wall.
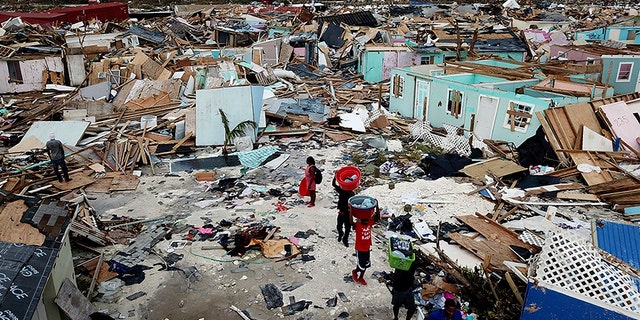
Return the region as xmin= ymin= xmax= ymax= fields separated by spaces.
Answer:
xmin=388 ymin=66 xmax=607 ymax=145
xmin=361 ymin=51 xmax=445 ymax=83
xmin=601 ymin=56 xmax=640 ymax=94
xmin=360 ymin=51 xmax=384 ymax=83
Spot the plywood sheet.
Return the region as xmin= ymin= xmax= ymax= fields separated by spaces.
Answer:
xmin=459 ymin=158 xmax=527 ymax=179
xmin=564 ymin=103 xmax=602 ymax=134
xmin=22 ymin=120 xmax=90 ymax=146
xmin=109 ymin=174 xmax=139 ymax=191
xmin=51 ymin=172 xmax=96 ymax=191
xmin=0 ymin=200 xmax=45 ymax=245
xmin=582 ymin=126 xmax=613 ymax=151
xmin=55 ymin=278 xmax=98 ymax=320
xmin=567 ymin=151 xmax=612 ymax=186
xmin=8 ymin=135 xmax=45 ymax=153
xmin=599 ymin=101 xmax=640 ymax=153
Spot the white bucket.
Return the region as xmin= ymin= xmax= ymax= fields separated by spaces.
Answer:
xmin=140 ymin=115 xmax=157 ymax=129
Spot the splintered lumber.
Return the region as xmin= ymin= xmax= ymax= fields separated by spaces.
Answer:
xmin=459 ymin=157 xmax=527 ymax=179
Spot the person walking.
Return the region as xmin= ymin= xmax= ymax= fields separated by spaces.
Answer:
xmin=351 ymin=216 xmax=374 ymax=286
xmin=392 ymin=263 xmax=418 ymax=320
xmin=45 ymin=133 xmax=71 ymax=183
xmin=333 ymin=176 xmax=355 ymax=247
xmin=304 ymin=156 xmax=317 ymax=207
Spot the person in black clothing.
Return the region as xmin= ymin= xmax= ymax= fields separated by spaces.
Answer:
xmin=332 ymin=176 xmax=355 ymax=247
xmin=392 ymin=263 xmax=418 ymax=320
xmin=45 ymin=132 xmax=71 ymax=182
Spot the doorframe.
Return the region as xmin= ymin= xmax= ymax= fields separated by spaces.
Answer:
xmin=474 ymin=94 xmax=500 ymax=139
xmin=414 ymin=79 xmax=430 ymax=121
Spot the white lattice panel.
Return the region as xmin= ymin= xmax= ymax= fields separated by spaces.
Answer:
xmin=535 ymin=231 xmax=640 ymax=314
xmin=519 ymin=230 xmax=545 ymax=248
xmin=365 ymin=109 xmax=384 ymax=127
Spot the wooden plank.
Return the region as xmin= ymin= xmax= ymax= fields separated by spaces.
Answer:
xmin=535 ymin=111 xmax=567 ymax=163
xmin=0 ymin=200 xmax=45 ymax=245
xmin=456 ymin=213 xmax=537 ymax=251
xmin=545 ymin=107 xmax=575 ymax=149
xmin=459 ymin=158 xmax=527 ymax=179
xmin=448 ymin=233 xmax=515 ymax=271
xmin=525 ymin=182 xmax=584 ymax=195
xmin=54 ymin=278 xmax=98 ymax=320
xmin=588 ymin=177 xmax=639 ymax=194
xmin=556 ymin=192 xmax=600 ymax=201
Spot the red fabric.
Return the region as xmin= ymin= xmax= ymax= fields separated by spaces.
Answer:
xmin=354 ymin=219 xmax=373 ymax=252
xmin=298 ymin=178 xmax=309 ymax=196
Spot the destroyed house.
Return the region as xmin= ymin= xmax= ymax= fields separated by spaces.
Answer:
xmin=0 ymin=195 xmax=76 ymax=320
xmin=575 ymin=17 xmax=640 ymax=45
xmin=359 ymin=45 xmax=444 ymax=83
xmin=389 ymin=60 xmax=614 ymax=145
xmin=549 ymin=44 xmax=640 ymax=94
xmin=432 ymin=22 xmax=529 ymax=62
xmin=0 ymin=55 xmax=65 ymax=94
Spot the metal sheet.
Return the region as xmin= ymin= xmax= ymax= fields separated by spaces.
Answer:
xmin=195 ymin=86 xmax=260 ymax=146
xmin=594 ymin=219 xmax=640 ymax=269
xmin=23 ymin=121 xmax=90 ymax=146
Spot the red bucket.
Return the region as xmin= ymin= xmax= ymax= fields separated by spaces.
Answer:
xmin=336 ymin=166 xmax=362 ymax=191
xmin=348 ymin=195 xmax=377 ymax=220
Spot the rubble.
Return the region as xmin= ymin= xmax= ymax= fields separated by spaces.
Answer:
xmin=0 ymin=1 xmax=639 ymax=320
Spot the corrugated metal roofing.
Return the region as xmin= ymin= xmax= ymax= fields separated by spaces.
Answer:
xmin=318 ymin=11 xmax=378 ymax=27
xmin=594 ymin=219 xmax=640 ymax=269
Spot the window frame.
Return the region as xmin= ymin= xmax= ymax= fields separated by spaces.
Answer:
xmin=503 ymin=101 xmax=535 ymax=133
xmin=392 ymin=74 xmax=405 ymax=99
xmin=616 ymin=62 xmax=633 ymax=82
xmin=446 ymin=89 xmax=463 ymax=118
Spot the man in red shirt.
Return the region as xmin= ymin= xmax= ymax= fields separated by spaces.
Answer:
xmin=351 ymin=216 xmax=374 ymax=285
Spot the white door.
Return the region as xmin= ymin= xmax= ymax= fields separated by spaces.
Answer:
xmin=414 ymin=80 xmax=430 ymax=120
xmin=474 ymin=95 xmax=499 ymax=140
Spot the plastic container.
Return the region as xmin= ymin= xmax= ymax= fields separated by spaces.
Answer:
xmin=388 ymin=237 xmax=415 ymax=271
xmin=335 ymin=166 xmax=362 ymax=191
xmin=348 ymin=195 xmax=377 ymax=220
xmin=140 ymin=115 xmax=157 ymax=129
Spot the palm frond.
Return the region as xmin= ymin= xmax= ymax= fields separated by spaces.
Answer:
xmin=226 ymin=120 xmax=257 ymax=143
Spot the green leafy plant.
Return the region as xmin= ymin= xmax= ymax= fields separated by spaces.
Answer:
xmin=351 ymin=153 xmax=365 ymax=165
xmin=220 ymin=108 xmax=257 ymax=155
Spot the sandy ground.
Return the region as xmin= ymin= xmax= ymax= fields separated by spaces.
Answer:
xmin=81 ymin=142 xmax=526 ymax=320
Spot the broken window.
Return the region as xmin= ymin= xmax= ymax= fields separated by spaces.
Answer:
xmin=586 ymin=57 xmax=596 ymax=65
xmin=392 ymin=74 xmax=404 ymax=99
xmin=447 ymin=89 xmax=463 ymax=118
xmin=7 ymin=60 xmax=22 ymax=83
xmin=616 ymin=62 xmax=633 ymax=82
xmin=420 ymin=56 xmax=433 ymax=65
xmin=503 ymin=101 xmax=534 ymax=133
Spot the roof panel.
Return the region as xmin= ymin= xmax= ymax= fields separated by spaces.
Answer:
xmin=594 ymin=219 xmax=640 ymax=269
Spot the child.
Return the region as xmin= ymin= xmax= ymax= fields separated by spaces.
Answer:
xmin=333 ymin=177 xmax=355 ymax=247
xmin=304 ymin=156 xmax=317 ymax=207
xmin=351 ymin=216 xmax=374 ymax=286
